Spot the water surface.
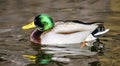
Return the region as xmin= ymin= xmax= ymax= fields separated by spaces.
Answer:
xmin=0 ymin=0 xmax=120 ymax=66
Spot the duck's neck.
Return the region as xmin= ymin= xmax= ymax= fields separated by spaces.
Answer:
xmin=30 ymin=28 xmax=43 ymax=44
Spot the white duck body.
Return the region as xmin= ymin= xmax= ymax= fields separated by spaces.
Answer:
xmin=40 ymin=22 xmax=98 ymax=46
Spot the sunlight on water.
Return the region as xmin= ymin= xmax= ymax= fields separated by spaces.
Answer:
xmin=0 ymin=0 xmax=120 ymax=66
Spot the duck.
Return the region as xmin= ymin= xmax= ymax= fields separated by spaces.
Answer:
xmin=22 ymin=13 xmax=105 ymax=47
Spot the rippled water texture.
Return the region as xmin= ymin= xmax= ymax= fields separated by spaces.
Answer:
xmin=0 ymin=0 xmax=120 ymax=66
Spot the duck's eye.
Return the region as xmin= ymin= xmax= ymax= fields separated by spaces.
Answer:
xmin=34 ymin=19 xmax=44 ymax=28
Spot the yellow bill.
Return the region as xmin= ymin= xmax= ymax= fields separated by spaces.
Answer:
xmin=23 ymin=54 xmax=36 ymax=59
xmin=22 ymin=21 xmax=36 ymax=29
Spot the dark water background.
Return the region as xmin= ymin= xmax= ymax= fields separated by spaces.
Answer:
xmin=0 ymin=0 xmax=120 ymax=66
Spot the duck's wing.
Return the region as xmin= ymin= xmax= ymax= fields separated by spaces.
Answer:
xmin=53 ymin=22 xmax=98 ymax=34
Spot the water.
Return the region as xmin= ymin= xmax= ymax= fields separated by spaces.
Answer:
xmin=0 ymin=0 xmax=120 ymax=66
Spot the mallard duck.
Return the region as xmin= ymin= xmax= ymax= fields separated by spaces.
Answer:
xmin=22 ymin=14 xmax=104 ymax=47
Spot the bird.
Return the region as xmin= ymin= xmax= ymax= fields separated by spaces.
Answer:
xmin=22 ymin=13 xmax=106 ymax=47
xmin=22 ymin=14 xmax=110 ymax=64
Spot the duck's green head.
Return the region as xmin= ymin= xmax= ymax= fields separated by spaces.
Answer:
xmin=22 ymin=14 xmax=54 ymax=31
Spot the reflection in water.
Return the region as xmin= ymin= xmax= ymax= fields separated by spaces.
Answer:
xmin=0 ymin=0 xmax=113 ymax=66
xmin=26 ymin=39 xmax=105 ymax=65
xmin=89 ymin=61 xmax=100 ymax=66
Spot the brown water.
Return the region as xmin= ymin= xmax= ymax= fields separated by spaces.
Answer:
xmin=0 ymin=0 xmax=120 ymax=66
xmin=97 ymin=0 xmax=120 ymax=66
